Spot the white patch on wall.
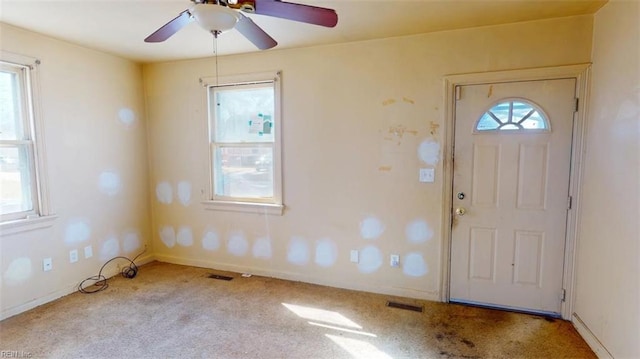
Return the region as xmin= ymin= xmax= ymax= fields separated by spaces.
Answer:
xmin=3 ymin=257 xmax=32 ymax=285
xmin=159 ymin=226 xmax=176 ymax=248
xmin=253 ymin=236 xmax=272 ymax=259
xmin=98 ymin=171 xmax=122 ymax=196
xmin=315 ymin=238 xmax=337 ymax=268
xmin=418 ymin=139 xmax=440 ymax=165
xmin=177 ymin=181 xmax=191 ymax=206
xmin=202 ymin=230 xmax=220 ymax=251
xmin=118 ymin=108 xmax=136 ymax=127
xmin=287 ymin=237 xmax=309 ymax=265
xmin=122 ymin=230 xmax=141 ymax=253
xmin=405 ymin=219 xmax=434 ymax=243
xmin=156 ymin=181 xmax=173 ymax=204
xmin=358 ymin=245 xmax=383 ymax=274
xmin=99 ymin=236 xmax=120 ymax=261
xmin=176 ymin=226 xmax=194 ymax=247
xmin=359 ymin=216 xmax=385 ymax=240
xmin=403 ymin=252 xmax=428 ymax=277
xmin=64 ymin=219 xmax=91 ymax=246
xmin=227 ymin=231 xmax=249 ymax=256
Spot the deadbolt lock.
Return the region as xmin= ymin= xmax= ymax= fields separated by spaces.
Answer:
xmin=457 ymin=192 xmax=465 ymax=200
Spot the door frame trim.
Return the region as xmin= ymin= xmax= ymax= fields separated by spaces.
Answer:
xmin=440 ymin=64 xmax=591 ymax=320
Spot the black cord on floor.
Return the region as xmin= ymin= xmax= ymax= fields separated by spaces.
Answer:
xmin=78 ymin=250 xmax=145 ymax=294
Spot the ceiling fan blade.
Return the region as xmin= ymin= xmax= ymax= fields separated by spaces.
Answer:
xmin=236 ymin=13 xmax=278 ymax=50
xmin=145 ymin=10 xmax=193 ymax=43
xmin=252 ymin=0 xmax=338 ymax=28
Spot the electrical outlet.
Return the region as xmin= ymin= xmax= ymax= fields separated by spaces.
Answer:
xmin=390 ymin=254 xmax=400 ymax=267
xmin=84 ymin=245 xmax=93 ymax=259
xmin=69 ymin=249 xmax=78 ymax=263
xmin=43 ymin=258 xmax=52 ymax=272
xmin=350 ymin=250 xmax=359 ymax=263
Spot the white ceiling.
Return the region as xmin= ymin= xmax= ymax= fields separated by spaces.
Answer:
xmin=0 ymin=0 xmax=606 ymax=63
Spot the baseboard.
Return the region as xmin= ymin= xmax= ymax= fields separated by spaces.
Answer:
xmin=572 ymin=313 xmax=613 ymax=359
xmin=0 ymin=282 xmax=77 ymax=321
xmin=0 ymin=253 xmax=156 ymax=321
xmin=153 ymin=253 xmax=440 ymax=302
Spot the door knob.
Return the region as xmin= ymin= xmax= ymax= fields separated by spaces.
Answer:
xmin=455 ymin=207 xmax=466 ymax=216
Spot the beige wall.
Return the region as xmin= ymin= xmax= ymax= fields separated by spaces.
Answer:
xmin=144 ymin=16 xmax=593 ymax=300
xmin=0 ymin=24 xmax=151 ymax=318
xmin=575 ymin=1 xmax=640 ymax=358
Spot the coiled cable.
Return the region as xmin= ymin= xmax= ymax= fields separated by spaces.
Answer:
xmin=78 ymin=250 xmax=145 ymax=294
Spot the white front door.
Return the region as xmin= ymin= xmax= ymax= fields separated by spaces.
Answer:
xmin=450 ymin=79 xmax=575 ymax=315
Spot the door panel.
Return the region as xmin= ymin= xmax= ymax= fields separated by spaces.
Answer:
xmin=450 ymin=79 xmax=575 ymax=315
xmin=469 ymin=227 xmax=497 ymax=281
xmin=471 ymin=144 xmax=500 ymax=207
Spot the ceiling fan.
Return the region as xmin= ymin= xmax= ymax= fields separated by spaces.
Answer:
xmin=144 ymin=0 xmax=338 ymax=50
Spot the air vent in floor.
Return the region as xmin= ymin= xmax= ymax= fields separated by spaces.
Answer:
xmin=208 ymin=274 xmax=234 ymax=281
xmin=386 ymin=301 xmax=423 ymax=312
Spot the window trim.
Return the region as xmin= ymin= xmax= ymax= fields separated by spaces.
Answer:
xmin=200 ymin=71 xmax=283 ymax=215
xmin=0 ymin=51 xmax=55 ymax=233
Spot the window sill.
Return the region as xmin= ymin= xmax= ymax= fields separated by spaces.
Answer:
xmin=0 ymin=214 xmax=58 ymax=236
xmin=202 ymin=201 xmax=284 ymax=215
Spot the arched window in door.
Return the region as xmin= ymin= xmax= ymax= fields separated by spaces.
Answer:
xmin=476 ymin=99 xmax=550 ymax=132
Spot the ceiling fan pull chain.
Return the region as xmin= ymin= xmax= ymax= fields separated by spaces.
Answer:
xmin=213 ymin=33 xmax=219 ymax=87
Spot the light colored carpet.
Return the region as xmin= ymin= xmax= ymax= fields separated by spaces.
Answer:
xmin=0 ymin=261 xmax=595 ymax=358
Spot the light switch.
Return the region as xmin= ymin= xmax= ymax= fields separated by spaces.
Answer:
xmin=419 ymin=168 xmax=435 ymax=183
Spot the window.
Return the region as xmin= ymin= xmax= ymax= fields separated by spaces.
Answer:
xmin=0 ymin=52 xmax=53 ymax=231
xmin=204 ymin=72 xmax=283 ymax=214
xmin=476 ymin=99 xmax=549 ymax=131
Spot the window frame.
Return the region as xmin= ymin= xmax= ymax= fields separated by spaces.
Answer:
xmin=0 ymin=51 xmax=55 ymax=234
xmin=201 ymin=71 xmax=283 ymax=215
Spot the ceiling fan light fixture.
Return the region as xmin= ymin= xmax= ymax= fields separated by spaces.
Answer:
xmin=191 ymin=4 xmax=240 ymax=33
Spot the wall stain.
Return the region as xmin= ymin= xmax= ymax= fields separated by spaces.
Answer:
xmin=487 ymin=85 xmax=493 ymax=98
xmin=382 ymin=98 xmax=396 ymax=106
xmin=403 ymin=97 xmax=415 ymax=104
xmin=388 ymin=125 xmax=419 ymax=139
xmin=429 ymin=121 xmax=440 ymax=135
xmin=378 ymin=166 xmax=392 ymax=172
xmin=388 ymin=125 xmax=407 ymax=144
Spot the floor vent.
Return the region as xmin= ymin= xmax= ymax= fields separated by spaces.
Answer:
xmin=386 ymin=301 xmax=423 ymax=312
xmin=208 ymin=274 xmax=234 ymax=281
